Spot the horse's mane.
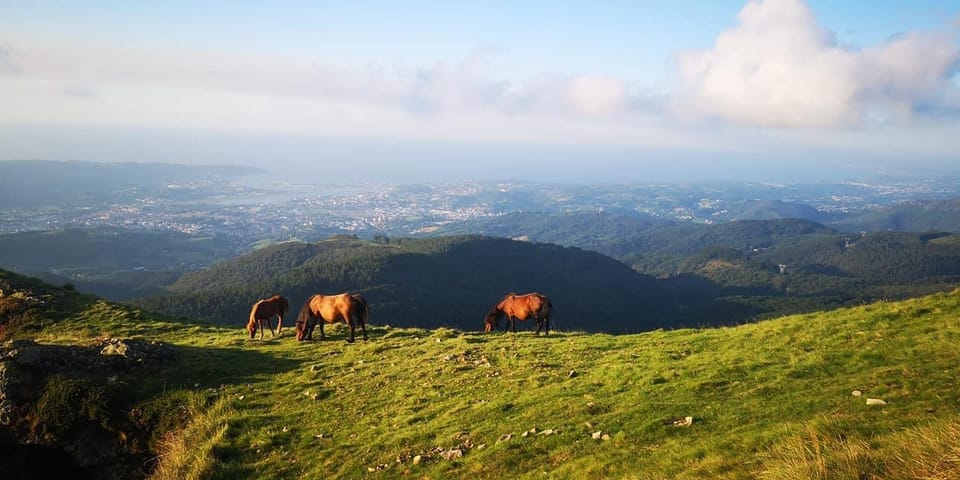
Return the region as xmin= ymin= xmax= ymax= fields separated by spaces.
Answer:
xmin=248 ymin=299 xmax=265 ymax=329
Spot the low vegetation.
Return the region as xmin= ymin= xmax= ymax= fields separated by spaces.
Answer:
xmin=4 ymin=269 xmax=960 ymax=478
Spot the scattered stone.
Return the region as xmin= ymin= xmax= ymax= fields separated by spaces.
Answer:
xmin=538 ymin=429 xmax=555 ymax=436
xmin=497 ymin=434 xmax=512 ymax=443
xmin=851 ymin=390 xmax=862 ymax=397
xmin=477 ymin=444 xmax=486 ymax=450
xmin=310 ymin=365 xmax=320 ymax=372
xmin=602 ymin=434 xmax=611 ymax=441
xmin=568 ymin=370 xmax=578 ymax=378
xmin=282 ymin=426 xmax=289 ymax=432
xmin=866 ymin=398 xmax=887 ymax=406
xmin=672 ymin=416 xmax=694 ymax=427
xmin=592 ymin=431 xmax=603 ymax=440
xmin=238 ymin=395 xmax=245 ymax=400
xmin=412 ymin=455 xmax=422 ymax=465
xmin=440 ymin=449 xmax=463 ymax=460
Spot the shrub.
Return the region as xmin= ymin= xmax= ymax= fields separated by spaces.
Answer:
xmin=34 ymin=376 xmax=112 ymax=438
xmin=128 ymin=391 xmax=196 ymax=450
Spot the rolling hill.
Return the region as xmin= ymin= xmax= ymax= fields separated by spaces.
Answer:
xmin=0 ymin=227 xmax=236 ymax=300
xmin=432 ymin=215 xmax=960 ymax=318
xmin=135 ymin=235 xmax=730 ymax=332
xmin=831 ymin=198 xmax=960 ymax=232
xmin=3 ymin=269 xmax=960 ymax=479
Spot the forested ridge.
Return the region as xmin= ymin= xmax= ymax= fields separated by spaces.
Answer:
xmin=433 ymin=215 xmax=960 ymax=319
xmin=135 ymin=235 xmax=731 ymax=332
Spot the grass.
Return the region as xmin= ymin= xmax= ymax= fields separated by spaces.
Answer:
xmin=13 ymin=282 xmax=960 ymax=479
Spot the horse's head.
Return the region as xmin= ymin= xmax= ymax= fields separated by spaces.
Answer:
xmin=295 ymin=318 xmax=307 ymax=341
xmin=483 ymin=307 xmax=500 ymax=332
xmin=247 ymin=322 xmax=257 ymax=339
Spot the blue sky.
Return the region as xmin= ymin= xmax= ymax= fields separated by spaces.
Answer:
xmin=1 ymin=0 xmax=958 ymax=182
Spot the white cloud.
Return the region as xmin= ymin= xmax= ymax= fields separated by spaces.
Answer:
xmin=0 ymin=37 xmax=640 ymax=126
xmin=677 ymin=0 xmax=960 ymax=128
xmin=566 ymin=76 xmax=627 ymax=116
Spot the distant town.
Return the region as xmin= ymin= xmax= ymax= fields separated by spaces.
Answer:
xmin=2 ymin=175 xmax=958 ymax=247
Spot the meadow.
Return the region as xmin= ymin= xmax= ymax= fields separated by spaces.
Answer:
xmin=16 ymin=285 xmax=960 ymax=479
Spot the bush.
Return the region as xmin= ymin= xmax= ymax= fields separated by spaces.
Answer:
xmin=34 ymin=376 xmax=112 ymax=438
xmin=128 ymin=391 xmax=196 ymax=450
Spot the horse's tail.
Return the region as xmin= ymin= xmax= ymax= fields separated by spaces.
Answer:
xmin=351 ymin=294 xmax=369 ymax=326
xmin=540 ymin=294 xmax=553 ymax=318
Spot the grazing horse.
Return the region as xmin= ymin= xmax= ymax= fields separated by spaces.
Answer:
xmin=484 ymin=292 xmax=553 ymax=335
xmin=295 ymin=293 xmax=369 ymax=343
xmin=247 ymin=295 xmax=289 ymax=340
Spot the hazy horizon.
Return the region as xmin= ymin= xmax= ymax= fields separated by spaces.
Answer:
xmin=1 ymin=0 xmax=958 ymax=184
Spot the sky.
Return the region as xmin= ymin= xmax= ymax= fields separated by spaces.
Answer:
xmin=0 ymin=0 xmax=958 ymax=183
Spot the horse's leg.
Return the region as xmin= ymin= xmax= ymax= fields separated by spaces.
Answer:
xmin=258 ymin=319 xmax=264 ymax=340
xmin=510 ymin=316 xmax=517 ymax=333
xmin=347 ymin=321 xmax=356 ymax=343
xmin=535 ymin=316 xmax=543 ymax=335
xmin=544 ymin=316 xmax=550 ymax=335
xmin=305 ymin=317 xmax=316 ymax=341
xmin=269 ymin=314 xmax=277 ymax=337
xmin=275 ymin=313 xmax=283 ymax=337
xmin=351 ymin=310 xmax=367 ymax=341
xmin=319 ymin=321 xmax=326 ymax=340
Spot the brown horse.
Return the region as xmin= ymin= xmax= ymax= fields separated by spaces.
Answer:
xmin=295 ymin=293 xmax=369 ymax=343
xmin=484 ymin=292 xmax=553 ymax=335
xmin=247 ymin=295 xmax=289 ymax=340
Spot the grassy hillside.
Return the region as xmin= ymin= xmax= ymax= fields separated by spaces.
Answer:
xmin=5 ymin=269 xmax=960 ymax=479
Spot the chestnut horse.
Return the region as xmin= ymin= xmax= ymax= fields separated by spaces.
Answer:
xmin=295 ymin=293 xmax=369 ymax=343
xmin=247 ymin=295 xmax=289 ymax=340
xmin=484 ymin=292 xmax=553 ymax=335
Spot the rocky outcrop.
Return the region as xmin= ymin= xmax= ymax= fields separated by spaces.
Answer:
xmin=0 ymin=338 xmax=177 ymax=480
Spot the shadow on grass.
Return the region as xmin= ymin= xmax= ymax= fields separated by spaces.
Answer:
xmin=150 ymin=344 xmax=303 ymax=391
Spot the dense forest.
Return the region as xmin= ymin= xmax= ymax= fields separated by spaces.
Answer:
xmin=5 ymin=215 xmax=960 ymax=332
xmin=135 ymin=235 xmax=747 ymax=332
xmin=433 ymin=214 xmax=960 ymax=318
xmin=134 ymin=225 xmax=960 ymax=332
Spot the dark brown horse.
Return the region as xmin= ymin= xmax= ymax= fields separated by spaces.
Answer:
xmin=247 ymin=295 xmax=289 ymax=340
xmin=484 ymin=292 xmax=552 ymax=335
xmin=295 ymin=293 xmax=369 ymax=343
